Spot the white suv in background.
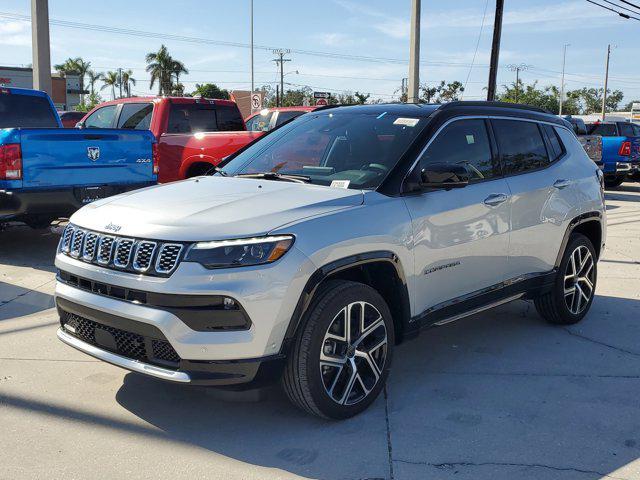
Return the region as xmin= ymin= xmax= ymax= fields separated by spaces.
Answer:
xmin=55 ymin=102 xmax=606 ymax=419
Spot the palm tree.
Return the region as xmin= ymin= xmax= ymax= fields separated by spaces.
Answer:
xmin=146 ymin=45 xmax=174 ymax=95
xmin=101 ymin=71 xmax=119 ymax=100
xmin=121 ymin=70 xmax=136 ymax=97
xmin=86 ymin=70 xmax=103 ymax=95
xmin=54 ymin=57 xmax=91 ymax=103
xmin=172 ymin=59 xmax=188 ymax=88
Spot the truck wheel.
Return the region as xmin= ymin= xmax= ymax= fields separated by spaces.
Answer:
xmin=604 ymin=176 xmax=625 ymax=189
xmin=535 ymin=233 xmax=597 ymax=325
xmin=282 ymin=280 xmax=394 ymax=419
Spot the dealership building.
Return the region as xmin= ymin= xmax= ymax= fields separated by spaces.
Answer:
xmin=0 ymin=66 xmax=84 ymax=110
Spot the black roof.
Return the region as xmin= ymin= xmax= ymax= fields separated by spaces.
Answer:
xmin=315 ymin=101 xmax=562 ymax=124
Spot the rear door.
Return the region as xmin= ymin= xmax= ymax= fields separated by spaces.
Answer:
xmin=19 ymin=129 xmax=155 ymax=188
xmin=404 ymin=118 xmax=511 ymax=312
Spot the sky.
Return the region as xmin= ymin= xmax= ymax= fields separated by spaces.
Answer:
xmin=1 ymin=0 xmax=640 ymax=104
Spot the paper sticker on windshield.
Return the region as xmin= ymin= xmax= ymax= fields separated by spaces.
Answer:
xmin=466 ymin=135 xmax=475 ymax=144
xmin=330 ymin=180 xmax=350 ymax=189
xmin=393 ymin=117 xmax=420 ymax=127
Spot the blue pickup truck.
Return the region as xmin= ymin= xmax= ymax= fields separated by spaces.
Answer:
xmin=0 ymin=87 xmax=157 ymax=228
xmin=585 ymin=120 xmax=640 ymax=188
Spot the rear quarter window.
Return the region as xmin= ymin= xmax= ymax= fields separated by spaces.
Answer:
xmin=0 ymin=93 xmax=59 ymax=128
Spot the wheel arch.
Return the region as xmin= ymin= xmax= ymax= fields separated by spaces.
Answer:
xmin=283 ymin=251 xmax=411 ymax=351
xmin=180 ymin=155 xmax=219 ymax=179
xmin=555 ymin=212 xmax=604 ymax=267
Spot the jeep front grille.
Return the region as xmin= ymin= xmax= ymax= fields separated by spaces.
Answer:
xmin=59 ymin=224 xmax=186 ymax=277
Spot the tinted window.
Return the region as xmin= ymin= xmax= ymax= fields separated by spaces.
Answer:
xmin=222 ymin=112 xmax=427 ymax=190
xmin=0 ymin=93 xmax=59 ymax=128
xmin=633 ymin=124 xmax=640 ymax=136
xmin=587 ymin=123 xmax=617 ymax=136
xmin=618 ymin=123 xmax=636 ymax=137
xmin=246 ymin=112 xmax=274 ymax=131
xmin=421 ymin=119 xmax=498 ymax=182
xmin=275 ymin=110 xmax=305 ymax=127
xmin=543 ymin=124 xmax=565 ymax=161
xmin=216 ymin=104 xmax=244 ymax=131
xmin=118 ymin=103 xmax=153 ymax=130
xmin=84 ymin=105 xmax=117 ymax=128
xmin=60 ymin=111 xmax=85 ymax=122
xmin=493 ymin=120 xmax=549 ymax=174
xmin=168 ymin=104 xmax=217 ymax=133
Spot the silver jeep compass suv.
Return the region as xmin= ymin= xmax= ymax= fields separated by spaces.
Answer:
xmin=55 ymin=102 xmax=606 ymax=419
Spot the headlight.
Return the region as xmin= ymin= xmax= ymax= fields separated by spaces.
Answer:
xmin=184 ymin=235 xmax=294 ymax=269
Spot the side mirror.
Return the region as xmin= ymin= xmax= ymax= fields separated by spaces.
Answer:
xmin=421 ymin=163 xmax=469 ymax=189
xmin=75 ymin=121 xmax=85 ymax=129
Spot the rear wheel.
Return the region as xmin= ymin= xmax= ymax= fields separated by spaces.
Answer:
xmin=604 ymin=175 xmax=625 ymax=189
xmin=282 ymin=280 xmax=394 ymax=419
xmin=535 ymin=233 xmax=597 ymax=325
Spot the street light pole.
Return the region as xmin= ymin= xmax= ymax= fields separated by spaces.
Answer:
xmin=487 ymin=0 xmax=504 ymax=101
xmin=602 ymin=44 xmax=611 ymax=121
xmin=250 ymin=0 xmax=254 ymax=97
xmin=407 ymin=0 xmax=420 ymax=103
xmin=559 ymin=43 xmax=569 ymax=115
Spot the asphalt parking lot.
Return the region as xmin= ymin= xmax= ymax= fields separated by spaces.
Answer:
xmin=0 ymin=185 xmax=639 ymax=480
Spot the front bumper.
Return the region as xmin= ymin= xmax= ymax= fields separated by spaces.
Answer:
xmin=0 ymin=183 xmax=155 ymax=221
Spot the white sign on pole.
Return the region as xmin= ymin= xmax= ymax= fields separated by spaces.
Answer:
xmin=250 ymin=92 xmax=262 ymax=113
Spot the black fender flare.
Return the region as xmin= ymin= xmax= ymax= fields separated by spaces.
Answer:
xmin=554 ymin=211 xmax=603 ymax=268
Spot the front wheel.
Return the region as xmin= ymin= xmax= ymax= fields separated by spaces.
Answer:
xmin=282 ymin=280 xmax=394 ymax=419
xmin=535 ymin=233 xmax=597 ymax=325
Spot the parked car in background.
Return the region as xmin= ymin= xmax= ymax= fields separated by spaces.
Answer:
xmin=563 ymin=116 xmax=602 ymax=164
xmin=79 ymin=97 xmax=261 ymax=183
xmin=586 ymin=120 xmax=640 ymax=188
xmin=55 ymin=102 xmax=605 ymax=419
xmin=245 ymin=106 xmax=317 ymax=132
xmin=58 ymin=110 xmax=86 ymax=128
xmin=0 ymin=87 xmax=157 ymax=228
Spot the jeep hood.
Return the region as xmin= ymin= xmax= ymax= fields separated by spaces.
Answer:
xmin=70 ymin=176 xmax=364 ymax=241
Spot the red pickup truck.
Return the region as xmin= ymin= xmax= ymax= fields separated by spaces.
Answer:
xmin=79 ymin=97 xmax=260 ymax=183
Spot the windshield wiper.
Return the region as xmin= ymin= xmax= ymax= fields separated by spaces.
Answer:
xmin=209 ymin=166 xmax=228 ymax=177
xmin=234 ymin=172 xmax=311 ymax=184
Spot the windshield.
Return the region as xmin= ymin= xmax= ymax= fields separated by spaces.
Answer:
xmin=220 ymin=111 xmax=427 ymax=189
xmin=587 ymin=123 xmax=617 ymax=136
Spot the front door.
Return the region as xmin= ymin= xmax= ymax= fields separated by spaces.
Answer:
xmin=403 ymin=118 xmax=511 ymax=316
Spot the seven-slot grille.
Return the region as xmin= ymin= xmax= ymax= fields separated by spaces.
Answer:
xmin=60 ymin=224 xmax=184 ymax=276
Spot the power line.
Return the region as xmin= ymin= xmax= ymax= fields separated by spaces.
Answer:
xmin=599 ymin=0 xmax=640 ymax=15
xmin=462 ymin=0 xmax=490 ymax=98
xmin=618 ymin=0 xmax=640 ymax=11
xmin=584 ymin=0 xmax=640 ymax=20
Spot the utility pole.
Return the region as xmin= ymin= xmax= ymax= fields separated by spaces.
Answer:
xmin=250 ymin=0 xmax=254 ymax=97
xmin=559 ymin=44 xmax=569 ymax=115
xmin=272 ymin=49 xmax=291 ymax=107
xmin=407 ymin=0 xmax=421 ymax=103
xmin=507 ymin=64 xmax=529 ymax=103
xmin=602 ymin=44 xmax=611 ymax=121
xmin=31 ymin=0 xmax=52 ymax=95
xmin=487 ymin=0 xmax=504 ymax=101
xmin=118 ymin=67 xmax=123 ymax=98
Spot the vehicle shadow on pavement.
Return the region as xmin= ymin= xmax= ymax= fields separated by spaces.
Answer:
xmin=0 ymin=223 xmax=60 ymax=274
xmin=112 ymin=295 xmax=640 ymax=480
xmin=0 ymin=281 xmax=54 ymax=322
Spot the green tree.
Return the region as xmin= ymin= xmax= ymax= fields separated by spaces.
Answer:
xmin=75 ymin=92 xmax=102 ymax=112
xmin=436 ymin=81 xmax=465 ymax=102
xmin=146 ymin=45 xmax=187 ymax=95
xmin=121 ymin=70 xmax=136 ymax=97
xmin=573 ymin=87 xmax=624 ymax=114
xmin=354 ymin=91 xmax=371 ymax=104
xmin=101 ymin=71 xmax=119 ymax=100
xmin=281 ymin=86 xmax=313 ymax=106
xmin=497 ymin=80 xmax=581 ymax=115
xmin=55 ymin=57 xmax=91 ymax=103
xmin=192 ymin=83 xmax=230 ymax=99
xmin=86 ymin=70 xmax=103 ymax=96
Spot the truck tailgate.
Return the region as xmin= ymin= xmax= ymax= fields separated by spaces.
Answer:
xmin=19 ymin=128 xmax=156 ymax=188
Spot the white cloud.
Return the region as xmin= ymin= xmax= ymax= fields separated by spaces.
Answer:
xmin=0 ymin=20 xmax=31 ymax=47
xmin=314 ymin=32 xmax=356 ymax=47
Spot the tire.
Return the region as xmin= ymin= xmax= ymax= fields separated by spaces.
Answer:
xmin=604 ymin=176 xmax=625 ymax=189
xmin=535 ymin=233 xmax=597 ymax=325
xmin=282 ymin=280 xmax=394 ymax=420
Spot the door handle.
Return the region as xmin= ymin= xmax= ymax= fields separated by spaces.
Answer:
xmin=553 ymin=179 xmax=571 ymax=189
xmin=483 ymin=193 xmax=509 ymax=207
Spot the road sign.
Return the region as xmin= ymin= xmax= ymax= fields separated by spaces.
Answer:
xmin=315 ymin=98 xmax=328 ymax=106
xmin=250 ymin=92 xmax=262 ymax=112
xmin=314 ymin=91 xmax=330 ymax=99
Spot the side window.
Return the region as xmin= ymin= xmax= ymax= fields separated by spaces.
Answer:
xmin=275 ymin=110 xmax=304 ymax=127
xmin=246 ymin=112 xmax=274 ymax=132
xmin=216 ymin=105 xmax=245 ymax=131
xmin=633 ymin=124 xmax=640 ymax=136
xmin=420 ymin=119 xmax=499 ymax=182
xmin=619 ymin=123 xmax=635 ymax=137
xmin=492 ymin=120 xmax=549 ymax=174
xmin=117 ymin=103 xmax=153 ymax=130
xmin=542 ymin=124 xmax=565 ymax=162
xmin=84 ymin=105 xmax=117 ymax=129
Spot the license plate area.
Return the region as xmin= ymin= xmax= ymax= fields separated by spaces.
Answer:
xmin=74 ymin=186 xmax=113 ymax=204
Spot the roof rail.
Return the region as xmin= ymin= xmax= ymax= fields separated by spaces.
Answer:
xmin=439 ymin=101 xmax=551 ymax=115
